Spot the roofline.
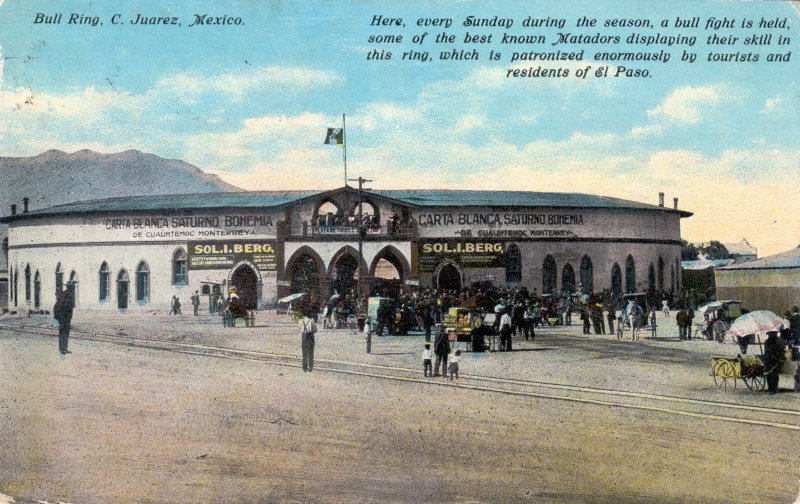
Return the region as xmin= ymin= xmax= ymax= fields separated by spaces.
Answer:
xmin=0 ymin=187 xmax=693 ymax=224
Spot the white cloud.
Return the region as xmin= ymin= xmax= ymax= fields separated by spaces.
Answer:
xmin=647 ymin=84 xmax=729 ymax=124
xmin=454 ymin=114 xmax=486 ymax=133
xmin=155 ymin=65 xmax=341 ymax=99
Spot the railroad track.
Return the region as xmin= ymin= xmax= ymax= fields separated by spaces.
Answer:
xmin=3 ymin=322 xmax=799 ymax=431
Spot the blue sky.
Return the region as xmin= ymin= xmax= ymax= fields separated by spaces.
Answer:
xmin=0 ymin=0 xmax=798 ymax=255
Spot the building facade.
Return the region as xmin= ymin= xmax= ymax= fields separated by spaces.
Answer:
xmin=2 ymin=187 xmax=691 ymax=312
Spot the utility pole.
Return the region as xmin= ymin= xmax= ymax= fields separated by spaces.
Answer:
xmin=347 ymin=176 xmax=373 ymax=351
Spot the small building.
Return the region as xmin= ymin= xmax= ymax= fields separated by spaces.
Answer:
xmin=715 ymin=246 xmax=800 ymax=314
xmin=722 ymin=238 xmax=757 ymax=263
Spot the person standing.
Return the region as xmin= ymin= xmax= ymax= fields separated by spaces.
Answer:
xmin=297 ymin=309 xmax=317 ymax=372
xmin=191 ymin=291 xmax=200 ymax=316
xmin=763 ymin=330 xmax=785 ymax=394
xmin=53 ymin=287 xmax=74 ymax=355
xmin=422 ymin=343 xmax=433 ymax=377
xmin=433 ymin=324 xmax=450 ymax=377
xmin=606 ymin=303 xmax=616 ymax=335
xmin=499 ymin=309 xmax=512 ymax=351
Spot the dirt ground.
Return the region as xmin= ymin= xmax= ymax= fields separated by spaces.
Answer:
xmin=1 ymin=310 xmax=799 ymax=503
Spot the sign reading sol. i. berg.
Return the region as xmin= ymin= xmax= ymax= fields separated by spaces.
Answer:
xmin=188 ymin=241 xmax=278 ymax=271
xmin=418 ymin=240 xmax=506 ymax=273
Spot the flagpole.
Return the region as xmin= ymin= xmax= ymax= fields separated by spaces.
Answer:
xmin=342 ymin=113 xmax=347 ymax=186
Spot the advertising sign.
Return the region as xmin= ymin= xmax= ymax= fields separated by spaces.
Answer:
xmin=188 ymin=241 xmax=278 ymax=271
xmin=418 ymin=240 xmax=506 ymax=272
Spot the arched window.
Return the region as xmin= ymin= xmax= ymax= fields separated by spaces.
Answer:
xmin=24 ymin=264 xmax=31 ymax=303
xmin=55 ymin=263 xmax=63 ymax=295
xmin=611 ymin=263 xmax=622 ymax=300
xmin=117 ymin=269 xmax=129 ymax=310
xmin=68 ymin=271 xmax=78 ymax=306
xmin=658 ymin=257 xmax=665 ymax=292
xmin=648 ymin=263 xmax=656 ymax=292
xmin=505 ymin=244 xmax=522 ymax=284
xmin=625 ymin=255 xmax=636 ymax=294
xmin=99 ymin=262 xmax=110 ymax=302
xmin=316 ymin=200 xmax=341 ymax=226
xmin=580 ymin=255 xmax=593 ymax=294
xmin=561 ymin=263 xmax=576 ymax=296
xmin=33 ymin=271 xmax=41 ymax=309
xmin=172 ymin=248 xmax=188 ymax=285
xmin=542 ymin=255 xmax=557 ymax=295
xmin=136 ymin=261 xmax=149 ymax=303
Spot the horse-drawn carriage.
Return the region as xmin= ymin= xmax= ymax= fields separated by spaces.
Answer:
xmin=616 ymin=293 xmax=657 ymax=340
xmin=697 ymin=300 xmax=743 ymax=342
xmin=444 ymin=307 xmax=494 ymax=352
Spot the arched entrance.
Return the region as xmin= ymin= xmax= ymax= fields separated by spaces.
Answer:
xmin=370 ymin=246 xmax=410 ymax=298
xmin=436 ymin=262 xmax=462 ymax=291
xmin=230 ymin=264 xmax=260 ymax=310
xmin=561 ymin=263 xmax=576 ymax=296
xmin=331 ymin=253 xmax=359 ymax=296
xmin=287 ymin=252 xmax=322 ymax=309
xmin=611 ymin=263 xmax=622 ymax=301
xmin=542 ymin=255 xmax=557 ymax=295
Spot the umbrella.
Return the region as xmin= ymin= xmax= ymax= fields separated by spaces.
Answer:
xmin=698 ymin=302 xmax=723 ymax=314
xmin=278 ymin=292 xmax=306 ymax=304
xmin=460 ymin=295 xmax=479 ymax=309
xmin=725 ymin=310 xmax=784 ymax=338
xmin=329 ymin=293 xmax=341 ymax=302
xmin=494 ymin=303 xmax=505 ymax=313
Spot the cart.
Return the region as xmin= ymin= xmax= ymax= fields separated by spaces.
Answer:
xmin=698 ymin=300 xmax=743 ymax=342
xmin=616 ymin=293 xmax=656 ymax=340
xmin=444 ymin=307 xmax=492 ymax=351
xmin=710 ymin=354 xmax=773 ymax=393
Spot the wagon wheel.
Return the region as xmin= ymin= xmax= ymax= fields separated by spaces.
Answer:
xmin=712 ymin=360 xmax=737 ymax=393
xmin=743 ymin=374 xmax=766 ymax=391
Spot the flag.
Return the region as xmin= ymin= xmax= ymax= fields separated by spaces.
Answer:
xmin=324 ymin=128 xmax=344 ymax=146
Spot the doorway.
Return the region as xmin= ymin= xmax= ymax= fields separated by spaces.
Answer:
xmin=230 ymin=265 xmax=259 ymax=310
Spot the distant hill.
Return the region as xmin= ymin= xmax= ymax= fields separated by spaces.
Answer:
xmin=0 ymin=149 xmax=241 ymax=273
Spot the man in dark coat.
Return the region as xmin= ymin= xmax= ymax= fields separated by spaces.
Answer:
xmin=763 ymin=330 xmax=786 ymax=394
xmin=433 ymin=324 xmax=450 ymax=377
xmin=53 ymin=287 xmax=74 ymax=355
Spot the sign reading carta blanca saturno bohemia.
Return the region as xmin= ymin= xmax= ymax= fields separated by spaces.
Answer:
xmin=188 ymin=241 xmax=278 ymax=271
xmin=418 ymin=240 xmax=506 ymax=272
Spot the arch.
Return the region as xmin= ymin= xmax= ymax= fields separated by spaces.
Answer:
xmin=657 ymin=256 xmax=665 ymax=292
xmin=611 ymin=262 xmax=622 ymax=301
xmin=434 ymin=260 xmax=462 ymax=291
xmin=286 ymin=246 xmax=326 ymax=309
xmin=68 ymin=270 xmax=79 ymax=307
xmin=369 ymin=245 xmax=411 ymax=280
xmin=33 ymin=270 xmax=41 ymax=309
xmin=99 ymin=262 xmax=110 ymax=302
xmin=230 ymin=262 xmax=260 ymax=310
xmin=625 ymin=255 xmax=636 ymax=294
xmin=328 ymin=246 xmax=368 ymax=297
xmin=580 ymin=255 xmax=593 ymax=294
xmin=135 ymin=261 xmax=149 ymax=303
xmin=117 ymin=269 xmax=130 ymax=310
xmin=561 ymin=263 xmax=576 ymax=296
xmin=352 ymin=198 xmax=380 ymax=222
xmin=542 ymin=255 xmax=557 ymax=295
xmin=24 ymin=264 xmax=31 ymax=303
xmin=505 ymin=243 xmax=522 ymax=284
xmin=327 ymin=245 xmax=370 ymax=280
xmin=648 ymin=262 xmax=656 ymax=292
xmin=315 ymin=199 xmax=342 ymax=226
xmin=55 ymin=262 xmax=63 ymax=296
xmin=172 ymin=247 xmax=188 ymax=285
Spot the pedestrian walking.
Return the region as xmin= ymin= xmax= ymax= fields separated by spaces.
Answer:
xmin=422 ymin=343 xmax=433 ymax=377
xmin=297 ymin=309 xmax=318 ymax=372
xmin=448 ymin=349 xmax=461 ymax=380
xmin=53 ymin=287 xmax=74 ymax=355
xmin=191 ymin=291 xmax=200 ymax=316
xmin=499 ymin=309 xmax=512 ymax=351
xmin=433 ymin=324 xmax=450 ymax=377
xmin=170 ymin=295 xmax=182 ymax=315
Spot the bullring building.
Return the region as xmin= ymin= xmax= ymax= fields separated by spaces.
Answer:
xmin=1 ymin=187 xmax=690 ymax=312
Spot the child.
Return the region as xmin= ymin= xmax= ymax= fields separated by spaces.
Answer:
xmin=422 ymin=343 xmax=432 ymax=377
xmin=448 ymin=349 xmax=461 ymax=380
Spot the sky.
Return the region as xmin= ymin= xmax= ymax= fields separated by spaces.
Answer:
xmin=0 ymin=0 xmax=798 ymax=256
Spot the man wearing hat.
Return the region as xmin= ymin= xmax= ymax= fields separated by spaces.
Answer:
xmin=763 ymin=330 xmax=786 ymax=394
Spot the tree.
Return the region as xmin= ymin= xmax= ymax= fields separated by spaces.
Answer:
xmin=699 ymin=241 xmax=731 ymax=260
xmin=681 ymin=240 xmax=699 ymax=261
